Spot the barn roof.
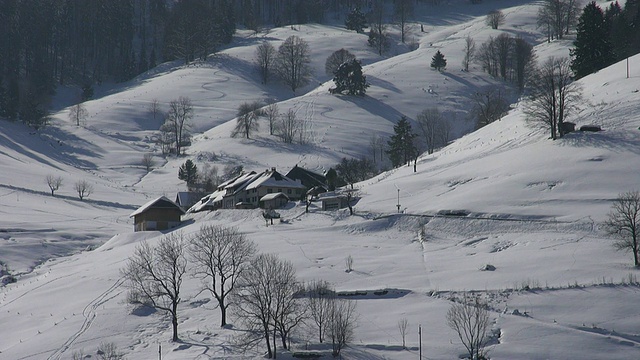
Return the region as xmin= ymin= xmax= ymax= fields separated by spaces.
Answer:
xmin=129 ymin=196 xmax=185 ymax=218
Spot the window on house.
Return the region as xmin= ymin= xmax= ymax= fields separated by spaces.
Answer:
xmin=278 ymin=188 xmax=282 ymax=193
xmin=268 ymin=188 xmax=273 ymax=193
xmin=287 ymin=189 xmax=292 ymax=194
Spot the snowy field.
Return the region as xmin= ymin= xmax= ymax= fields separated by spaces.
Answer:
xmin=1 ymin=0 xmax=640 ymax=359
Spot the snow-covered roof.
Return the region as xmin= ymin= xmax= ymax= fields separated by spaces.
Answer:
xmin=260 ymin=192 xmax=289 ymax=202
xmin=129 ymin=196 xmax=185 ymax=217
xmin=187 ymin=190 xmax=225 ymax=213
xmin=245 ymin=168 xmax=306 ymax=190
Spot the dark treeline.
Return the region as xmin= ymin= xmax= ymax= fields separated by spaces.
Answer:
xmin=0 ymin=0 xmax=367 ymax=127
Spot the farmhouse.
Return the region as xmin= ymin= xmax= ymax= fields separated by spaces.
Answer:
xmin=130 ymin=196 xmax=185 ymax=232
xmin=285 ymin=165 xmax=328 ymax=193
xmin=189 ymin=168 xmax=306 ymax=212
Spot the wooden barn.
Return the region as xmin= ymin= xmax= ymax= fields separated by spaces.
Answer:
xmin=130 ymin=196 xmax=185 ymax=232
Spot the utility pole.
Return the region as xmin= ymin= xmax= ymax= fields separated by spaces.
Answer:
xmin=397 ymin=188 xmax=401 ymax=213
xmin=159 ymin=343 xmax=162 ymax=360
xmin=419 ymin=324 xmax=422 ymax=359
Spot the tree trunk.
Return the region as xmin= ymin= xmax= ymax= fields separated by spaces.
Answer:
xmin=220 ymin=303 xmax=227 ymax=327
xmin=172 ymin=310 xmax=179 ymax=342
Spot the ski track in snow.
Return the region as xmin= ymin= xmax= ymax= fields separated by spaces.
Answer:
xmin=46 ymin=277 xmax=125 ymax=360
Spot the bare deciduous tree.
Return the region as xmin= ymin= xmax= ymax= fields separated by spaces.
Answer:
xmin=513 ymin=37 xmax=535 ymax=91
xmin=604 ymin=191 xmax=640 ymax=267
xmin=69 ymin=103 xmax=88 ymax=126
xmin=446 ymin=292 xmax=490 ymax=360
xmin=462 ymin=35 xmax=476 ymax=72
xmin=148 ymin=98 xmax=163 ymax=123
xmin=328 ymin=298 xmax=357 ymax=357
xmin=232 ymin=101 xmax=263 ymax=139
xmin=276 ymin=109 xmax=300 ymax=144
xmin=142 ymin=153 xmax=154 ymax=172
xmin=234 ymin=253 xmax=299 ymax=359
xmin=368 ymin=1 xmax=389 ymax=56
xmin=398 ymin=317 xmax=409 ymax=349
xmin=306 ymin=280 xmax=336 ymax=343
xmin=189 ymin=225 xmax=257 ymax=327
xmin=472 ymin=88 xmax=510 ymax=129
xmin=276 ymin=35 xmax=311 ymax=94
xmin=524 ymin=56 xmax=582 ymax=139
xmin=121 ymin=232 xmax=187 ymax=342
xmin=394 ymin=0 xmax=414 ymax=44
xmin=256 ymin=41 xmax=276 ymax=84
xmin=164 ymin=96 xmax=193 ymax=156
xmin=97 ymin=342 xmax=124 ymax=360
xmin=74 ymin=180 xmax=93 ymax=200
xmin=486 ymin=9 xmax=506 ymax=29
xmin=265 ymin=102 xmax=279 ymax=135
xmin=325 ymin=48 xmax=356 ymax=76
xmin=46 ymin=175 xmax=63 ymax=196
xmin=416 ymin=108 xmax=450 ymax=154
xmin=537 ymin=0 xmax=581 ymax=41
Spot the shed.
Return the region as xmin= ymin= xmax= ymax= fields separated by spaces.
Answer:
xmin=130 ymin=196 xmax=185 ymax=232
xmin=319 ymin=192 xmax=349 ymax=211
xmin=260 ymin=192 xmax=290 ymax=209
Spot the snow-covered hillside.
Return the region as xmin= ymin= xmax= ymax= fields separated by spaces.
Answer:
xmin=1 ymin=0 xmax=640 ymax=359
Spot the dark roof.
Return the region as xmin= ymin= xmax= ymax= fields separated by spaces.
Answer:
xmin=130 ymin=196 xmax=185 ymax=217
xmin=285 ymin=165 xmax=327 ymax=189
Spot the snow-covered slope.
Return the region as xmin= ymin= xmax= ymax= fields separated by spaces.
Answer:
xmin=1 ymin=0 xmax=640 ymax=359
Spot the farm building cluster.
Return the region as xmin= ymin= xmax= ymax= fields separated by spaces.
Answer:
xmin=129 ymin=166 xmax=351 ymax=232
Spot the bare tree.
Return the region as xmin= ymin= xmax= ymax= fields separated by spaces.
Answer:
xmin=142 ymin=153 xmax=155 ymax=172
xmin=68 ymin=103 xmax=88 ymax=126
xmin=121 ymin=233 xmax=187 ymax=342
xmin=328 ymin=298 xmax=357 ymax=357
xmin=306 ymin=280 xmax=336 ymax=343
xmin=265 ymin=102 xmax=280 ymax=135
xmin=494 ymin=33 xmax=513 ymax=80
xmin=394 ymin=0 xmax=414 ymax=44
xmin=416 ymin=108 xmax=450 ymax=154
xmin=232 ymin=101 xmax=264 ymax=139
xmin=97 ymin=342 xmax=124 ymax=360
xmin=148 ymin=98 xmax=163 ymax=123
xmin=446 ymin=292 xmax=490 ymax=360
xmin=276 ymin=35 xmax=311 ymax=94
xmin=524 ymin=56 xmax=582 ymax=139
xmin=189 ymin=225 xmax=257 ymax=327
xmin=368 ymin=1 xmax=389 ymax=56
xmin=604 ymin=191 xmax=640 ymax=267
xmin=74 ymin=180 xmax=93 ymax=200
xmin=234 ymin=253 xmax=299 ymax=359
xmin=462 ymin=35 xmax=476 ymax=72
xmin=472 ymin=88 xmax=510 ymax=129
xmin=164 ymin=96 xmax=194 ymax=155
xmin=486 ymin=9 xmax=506 ymax=29
xmin=256 ymin=41 xmax=277 ymax=84
xmin=398 ymin=317 xmax=409 ymax=349
xmin=325 ymin=48 xmax=356 ymax=76
xmin=276 ymin=109 xmax=300 ymax=144
xmin=513 ymin=37 xmax=535 ymax=91
xmin=476 ymin=37 xmax=499 ymax=77
xmin=537 ymin=0 xmax=581 ymax=41
xmin=46 ymin=175 xmax=63 ymax=196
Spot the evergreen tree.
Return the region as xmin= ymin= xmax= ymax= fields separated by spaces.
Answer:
xmin=345 ymin=8 xmax=367 ymax=33
xmin=430 ymin=50 xmax=447 ymax=71
xmin=178 ymin=159 xmax=198 ymax=189
xmin=331 ymin=59 xmax=369 ymax=96
xmin=570 ymin=2 xmax=614 ymax=79
xmin=387 ymin=116 xmax=417 ymax=168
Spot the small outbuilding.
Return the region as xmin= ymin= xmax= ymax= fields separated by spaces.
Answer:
xmin=130 ymin=196 xmax=185 ymax=232
xmin=319 ymin=192 xmax=350 ymax=211
xmin=260 ymin=192 xmax=290 ymax=209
